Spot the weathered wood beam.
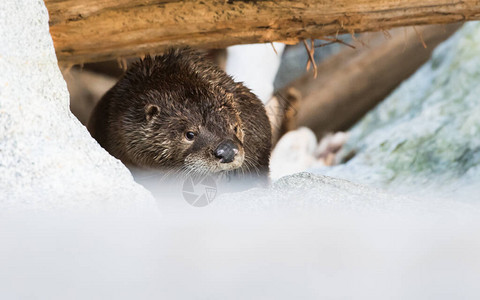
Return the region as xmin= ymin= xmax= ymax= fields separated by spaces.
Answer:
xmin=46 ymin=0 xmax=480 ymax=65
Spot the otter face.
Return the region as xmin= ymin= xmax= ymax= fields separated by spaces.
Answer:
xmin=137 ymin=89 xmax=246 ymax=176
xmin=182 ymin=123 xmax=246 ymax=174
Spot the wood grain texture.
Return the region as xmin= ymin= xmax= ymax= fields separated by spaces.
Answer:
xmin=46 ymin=0 xmax=480 ymax=65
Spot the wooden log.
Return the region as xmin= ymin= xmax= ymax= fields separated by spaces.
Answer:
xmin=46 ymin=0 xmax=480 ymax=65
xmin=283 ymin=23 xmax=461 ymax=138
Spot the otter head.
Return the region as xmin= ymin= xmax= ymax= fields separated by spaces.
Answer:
xmin=131 ymin=86 xmax=246 ymax=176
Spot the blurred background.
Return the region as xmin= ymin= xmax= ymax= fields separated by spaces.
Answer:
xmin=64 ymin=23 xmax=460 ymax=182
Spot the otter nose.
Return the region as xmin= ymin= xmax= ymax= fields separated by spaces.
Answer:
xmin=214 ymin=140 xmax=238 ymax=163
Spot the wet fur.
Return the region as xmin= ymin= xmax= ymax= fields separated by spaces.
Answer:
xmin=88 ymin=48 xmax=271 ymax=185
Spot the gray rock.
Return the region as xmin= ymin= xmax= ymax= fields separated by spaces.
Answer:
xmin=0 ymin=1 xmax=156 ymax=211
xmin=214 ymin=172 xmax=478 ymax=216
xmin=313 ymin=22 xmax=480 ymax=198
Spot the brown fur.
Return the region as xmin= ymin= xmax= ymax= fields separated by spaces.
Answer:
xmin=87 ymin=48 xmax=271 ymax=184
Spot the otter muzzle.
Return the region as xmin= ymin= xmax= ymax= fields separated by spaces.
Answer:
xmin=214 ymin=140 xmax=238 ymax=163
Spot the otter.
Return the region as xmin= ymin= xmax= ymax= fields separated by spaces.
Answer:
xmin=87 ymin=48 xmax=271 ymax=186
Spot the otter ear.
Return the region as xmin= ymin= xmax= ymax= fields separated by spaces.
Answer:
xmin=145 ymin=104 xmax=160 ymax=121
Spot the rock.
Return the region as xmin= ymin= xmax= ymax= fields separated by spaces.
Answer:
xmin=310 ymin=22 xmax=480 ymax=197
xmin=215 ymin=172 xmax=478 ymax=215
xmin=270 ymin=127 xmax=318 ymax=180
xmin=270 ymin=127 xmax=347 ymax=180
xmin=0 ymin=1 xmax=156 ymax=211
xmin=216 ymin=172 xmax=403 ymax=212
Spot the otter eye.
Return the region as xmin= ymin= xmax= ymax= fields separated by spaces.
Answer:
xmin=234 ymin=126 xmax=238 ymax=133
xmin=185 ymin=131 xmax=195 ymax=141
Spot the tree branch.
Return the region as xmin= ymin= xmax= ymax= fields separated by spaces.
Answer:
xmin=46 ymin=0 xmax=480 ymax=65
